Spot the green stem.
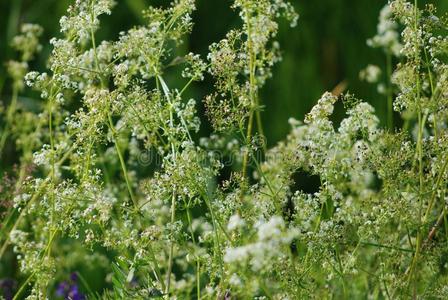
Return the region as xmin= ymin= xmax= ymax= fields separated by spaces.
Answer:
xmin=107 ymin=113 xmax=138 ymax=210
xmin=241 ymin=110 xmax=254 ymax=183
xmin=408 ymin=0 xmax=423 ymax=287
xmin=186 ymin=207 xmax=200 ymax=299
xmin=0 ymin=181 xmax=48 ymax=259
xmin=165 ymin=191 xmax=177 ymax=295
xmin=0 ymin=87 xmax=18 ymax=157
xmin=13 ymin=272 xmax=35 ymax=300
xmin=90 ymin=0 xmax=101 ymax=74
xmin=423 ymin=47 xmax=436 ymax=138
xmin=13 ymin=230 xmax=57 ymax=300
xmin=147 ymin=243 xmax=166 ymax=292
xmin=48 ymin=89 xmax=56 ymax=259
xmin=386 ymin=53 xmax=393 ymax=129
xmin=423 ymin=157 xmax=448 ymax=220
xmin=201 ymin=191 xmax=232 ymax=243
xmin=241 ymin=7 xmax=258 ymax=190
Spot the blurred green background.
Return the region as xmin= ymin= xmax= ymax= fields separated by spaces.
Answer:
xmin=0 ymin=0 xmax=447 ymax=147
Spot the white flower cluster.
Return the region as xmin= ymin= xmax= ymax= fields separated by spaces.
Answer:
xmin=11 ymin=23 xmax=43 ymax=61
xmin=182 ymin=52 xmax=207 ymax=81
xmin=59 ymin=0 xmax=115 ymax=43
xmin=367 ymin=4 xmax=403 ymax=56
xmin=5 ymin=61 xmax=28 ymax=90
xmin=224 ymin=216 xmax=297 ymax=271
xmin=227 ymin=214 xmax=246 ymax=231
xmin=304 ymin=92 xmax=337 ymax=124
xmin=359 ymin=64 xmax=382 ymax=83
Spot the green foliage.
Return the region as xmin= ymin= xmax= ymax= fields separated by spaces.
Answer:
xmin=0 ymin=0 xmax=448 ymax=299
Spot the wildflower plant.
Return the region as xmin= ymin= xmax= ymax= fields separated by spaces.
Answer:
xmin=0 ymin=0 xmax=447 ymax=299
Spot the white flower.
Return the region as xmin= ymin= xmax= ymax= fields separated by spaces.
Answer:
xmin=229 ymin=273 xmax=242 ymax=286
xmin=227 ymin=214 xmax=245 ymax=231
xmin=224 ymin=246 xmax=250 ymax=263
xmin=305 ymin=92 xmax=337 ymax=124
xmin=359 ymin=64 xmax=382 ymax=83
xmin=256 ymin=216 xmax=284 ymax=240
xmin=367 ymin=4 xmax=403 ymax=56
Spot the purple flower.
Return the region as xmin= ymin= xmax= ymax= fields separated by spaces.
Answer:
xmin=0 ymin=278 xmax=17 ymax=300
xmin=68 ymin=284 xmax=84 ymax=300
xmin=55 ymin=273 xmax=85 ymax=300
xmin=70 ymin=273 xmax=78 ymax=282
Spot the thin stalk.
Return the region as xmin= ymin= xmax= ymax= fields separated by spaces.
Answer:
xmin=196 ymin=188 xmax=229 ymax=285
xmin=335 ymin=247 xmax=347 ymax=298
xmin=0 ymin=182 xmax=47 ymax=258
xmin=424 ymin=207 xmax=447 ymax=246
xmin=255 ymin=102 xmax=266 ymax=152
xmin=90 ymin=0 xmax=101 ymax=74
xmin=147 ymin=243 xmax=166 ymax=292
xmin=382 ymin=271 xmax=392 ymax=300
xmin=444 ymin=204 xmax=448 ymax=240
xmin=241 ymin=7 xmax=258 ymax=189
xmin=13 ymin=230 xmax=58 ymax=300
xmin=0 ymin=87 xmax=18 ymax=156
xmin=179 ymin=63 xmax=211 ymax=97
xmin=201 ymin=191 xmax=232 ymax=243
xmin=201 ymin=192 xmax=224 ymax=277
xmin=423 ymin=157 xmax=448 ymax=220
xmin=250 ymin=155 xmax=285 ymax=212
xmin=0 ymin=148 xmax=31 ymax=246
xmin=66 ymin=64 xmax=102 ymax=75
xmin=0 ymin=141 xmax=76 ymax=257
xmin=386 ymin=53 xmax=393 ymax=129
xmin=155 ymin=74 xmax=181 ymax=297
xmin=48 ymin=88 xmax=56 ymax=259
xmin=13 ymin=272 xmax=35 ymax=300
xmin=360 ymin=241 xmax=414 ymax=253
xmin=0 ymin=143 xmax=75 ymax=258
xmin=423 ymin=47 xmax=436 ymax=138
xmin=186 ymin=207 xmax=200 ymax=299
xmin=242 ymin=111 xmax=254 ymax=181
xmin=76 ymin=272 xmax=94 ymax=296
xmin=165 ymin=191 xmax=176 ymax=295
xmin=408 ymin=0 xmax=424 ymax=287
xmin=179 ymin=77 xmax=196 ymax=97
xmin=107 ymin=113 xmax=138 ymax=210
xmin=90 ymin=1 xmax=137 ymax=211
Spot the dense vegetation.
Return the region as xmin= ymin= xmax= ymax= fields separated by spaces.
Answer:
xmin=1 ymin=0 xmax=448 ymax=299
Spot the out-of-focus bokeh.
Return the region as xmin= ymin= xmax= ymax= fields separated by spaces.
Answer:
xmin=0 ymin=0 xmax=447 ymax=146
